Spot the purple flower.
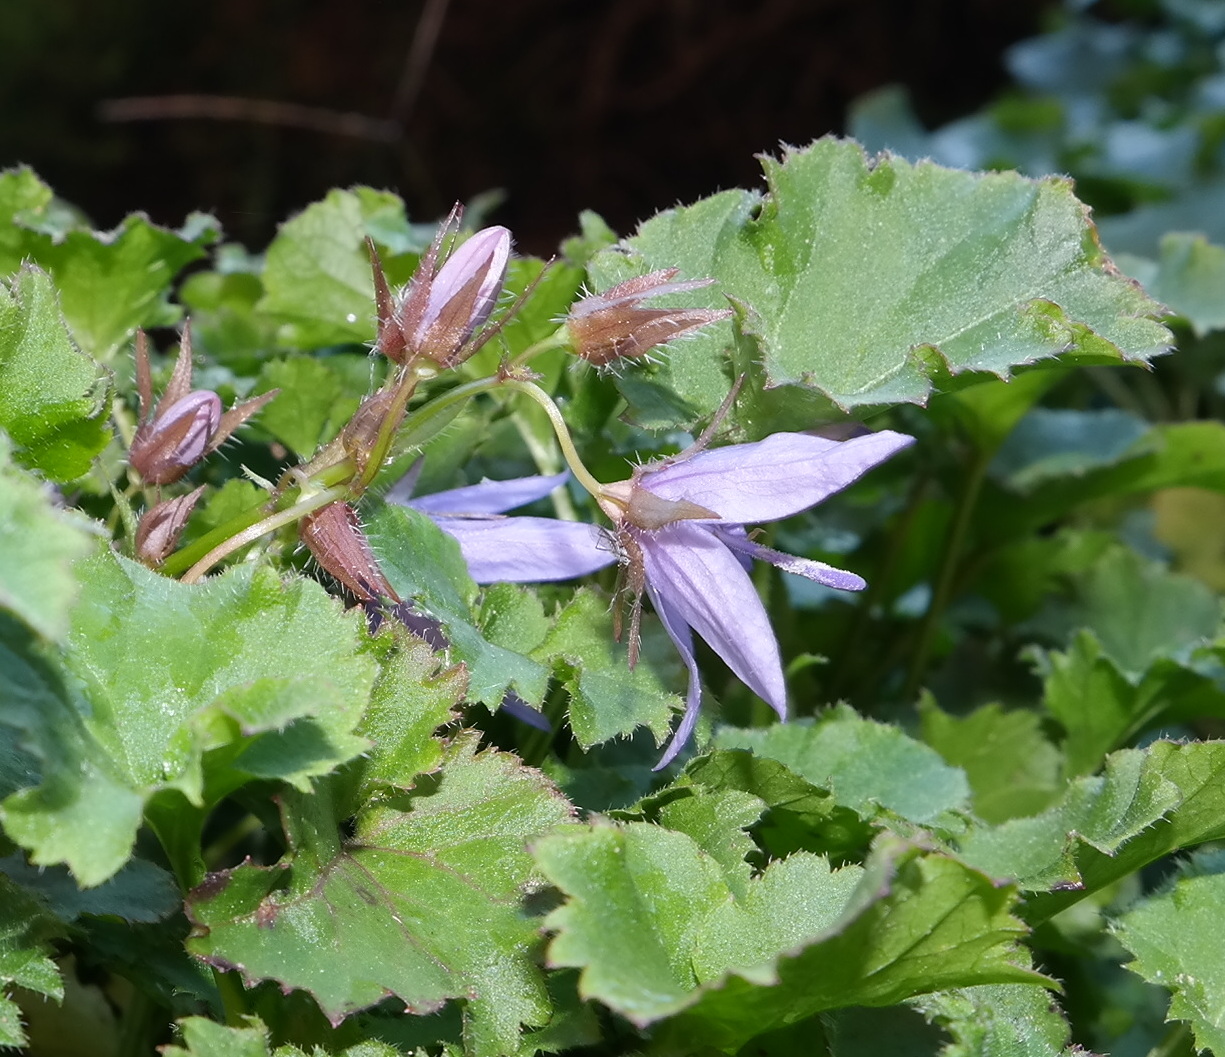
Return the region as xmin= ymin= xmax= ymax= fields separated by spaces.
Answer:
xmin=389 ymin=470 xmax=615 ymax=583
xmin=596 ymin=429 xmax=913 ymax=766
xmin=391 ymin=429 xmax=913 ymax=767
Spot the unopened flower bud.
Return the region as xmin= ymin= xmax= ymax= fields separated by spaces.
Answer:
xmin=567 ymin=269 xmax=732 ymax=368
xmin=128 ymin=324 xmax=278 ymax=485
xmin=135 ymin=486 xmax=206 ymax=565
xmin=300 ymin=502 xmax=400 ymax=602
xmin=130 ymin=389 xmax=222 ymax=485
xmin=385 ymin=211 xmax=512 ymax=368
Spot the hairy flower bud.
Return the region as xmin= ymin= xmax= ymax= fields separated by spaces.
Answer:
xmin=135 ymin=486 xmax=206 ymax=565
xmin=566 ymin=269 xmax=732 ymax=368
xmin=130 ymin=390 xmax=222 ymax=485
xmin=300 ymin=502 xmax=400 ymax=602
xmin=128 ymin=325 xmax=278 ymax=485
xmin=380 ymin=210 xmax=512 ymax=368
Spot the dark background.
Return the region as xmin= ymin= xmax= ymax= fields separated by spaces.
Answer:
xmin=2 ymin=0 xmax=1053 ymax=254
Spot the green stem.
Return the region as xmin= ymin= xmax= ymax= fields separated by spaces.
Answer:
xmin=498 ymin=379 xmax=606 ymax=498
xmin=508 ymin=326 xmax=570 ymax=369
xmin=902 ymin=447 xmax=990 ymax=701
xmin=180 ymin=483 xmax=349 ymax=583
xmin=1146 ymin=1021 xmax=1194 ymax=1057
xmin=212 ymin=968 xmax=249 ymax=1026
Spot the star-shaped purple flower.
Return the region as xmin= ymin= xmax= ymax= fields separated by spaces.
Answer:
xmin=393 ymin=429 xmax=913 ymax=766
xmin=389 ymin=470 xmax=616 ymax=583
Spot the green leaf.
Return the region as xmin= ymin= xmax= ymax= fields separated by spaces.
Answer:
xmin=0 ymin=265 xmax=110 ymax=481
xmin=163 ymin=1016 xmax=273 ymax=1057
xmin=656 ymin=788 xmax=765 ymax=897
xmin=188 ymin=736 xmax=575 ymax=1057
xmin=0 ymin=553 xmax=375 ymax=885
xmin=534 ymin=589 xmax=680 ymax=749
xmin=0 ymin=168 xmax=216 ymax=361
xmin=592 ymin=137 xmax=1168 ymax=423
xmin=1044 ymin=547 xmax=1220 ymax=678
xmin=1138 ymin=232 xmax=1225 ymax=337
xmin=0 ymin=435 xmax=97 ymax=639
xmin=0 ymin=872 xmax=63 ymax=1047
xmin=909 ymin=984 xmax=1075 ymax=1057
xmin=715 ymin=705 xmax=971 ymax=826
xmin=989 ymin=408 xmax=1153 ymax=492
xmin=978 ymin=422 xmax=1225 ymax=539
xmin=252 ymin=356 xmax=363 ymax=456
xmin=1114 ymin=849 xmax=1225 ymax=1055
xmin=0 ymin=851 xmax=178 ymax=922
xmin=919 ymin=698 xmax=1064 ymax=823
xmin=365 ymin=502 xmax=551 ymax=707
xmin=257 ymin=188 xmax=420 ymax=348
xmin=346 ymin=633 xmax=465 ymax=803
xmin=535 ymin=824 xmax=1039 ymax=1050
xmin=955 ymin=748 xmax=1180 ymax=892
xmin=683 ymin=748 xmax=874 ymax=862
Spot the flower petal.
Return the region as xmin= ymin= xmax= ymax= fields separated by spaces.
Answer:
xmin=638 ymin=522 xmax=787 ymax=719
xmin=433 ymin=515 xmax=615 ymax=582
xmin=641 ymin=430 xmax=914 ymax=523
xmin=714 ymin=529 xmax=866 ymax=591
xmin=403 ymin=471 xmax=570 ymax=515
xmin=646 ymin=581 xmax=703 ymax=770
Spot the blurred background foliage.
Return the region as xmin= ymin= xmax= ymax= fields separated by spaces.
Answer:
xmin=0 ymin=0 xmax=1052 ymax=251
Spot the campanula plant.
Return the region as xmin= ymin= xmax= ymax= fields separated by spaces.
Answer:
xmin=4 ymin=109 xmax=1224 ymax=1057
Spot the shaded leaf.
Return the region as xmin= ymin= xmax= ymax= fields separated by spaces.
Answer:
xmin=919 ymin=698 xmax=1064 ymax=823
xmin=909 ymin=984 xmax=1075 ymax=1057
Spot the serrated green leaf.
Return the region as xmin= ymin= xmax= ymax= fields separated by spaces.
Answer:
xmin=188 ymin=735 xmax=575 ymax=1057
xmin=0 ymin=436 xmax=97 ymax=639
xmin=0 ymin=553 xmax=374 ymax=885
xmin=657 ymin=789 xmax=765 ymax=897
xmin=1115 ymin=850 xmax=1225 ymax=1055
xmin=534 ymin=589 xmax=679 ymax=749
xmin=346 ymin=633 xmax=465 ymax=803
xmin=910 ymin=984 xmax=1075 ymax=1057
xmin=683 ymin=748 xmax=874 ymax=862
xmin=715 ymin=705 xmax=971 ymax=826
xmin=955 ymin=748 xmax=1179 ymax=892
xmin=0 ymin=872 xmax=63 ymax=1047
xmin=257 ymin=188 xmax=420 ymax=348
xmin=592 ymin=137 xmax=1168 ymax=423
xmin=163 ymin=1016 xmax=272 ymax=1057
xmin=0 ymin=168 xmax=215 ymax=361
xmin=0 ymin=265 xmax=110 ymax=481
xmin=37 ymin=214 xmax=218 ymax=361
xmin=365 ymin=502 xmax=552 ymax=707
xmin=919 ymin=698 xmax=1064 ymax=823
xmin=536 ymin=824 xmax=1039 ymax=1050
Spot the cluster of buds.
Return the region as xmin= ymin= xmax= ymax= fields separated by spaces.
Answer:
xmin=130 ymin=326 xmax=277 ymax=564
